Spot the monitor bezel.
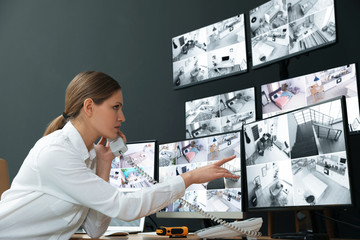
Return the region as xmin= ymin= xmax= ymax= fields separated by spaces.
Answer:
xmin=156 ymin=130 xmax=244 ymax=219
xmin=243 ymin=96 xmax=354 ymax=212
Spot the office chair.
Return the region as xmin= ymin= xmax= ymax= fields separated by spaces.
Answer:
xmin=305 ymin=195 xmax=315 ymax=205
xmin=0 ymin=158 xmax=10 ymax=197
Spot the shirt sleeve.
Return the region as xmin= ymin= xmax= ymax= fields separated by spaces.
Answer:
xmin=82 ymin=209 xmax=111 ymax=238
xmin=36 ymin=144 xmax=186 ymax=220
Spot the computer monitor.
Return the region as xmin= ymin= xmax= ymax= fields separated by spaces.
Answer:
xmin=243 ymin=97 xmax=353 ymax=210
xmin=172 ymin=13 xmax=247 ymax=89
xmin=249 ymin=0 xmax=336 ymax=69
xmin=109 ymin=140 xmax=157 ymax=189
xmin=156 ymin=131 xmax=243 ymax=219
xmin=185 ymin=87 xmax=256 ymax=139
xmin=107 ymin=140 xmax=157 ymax=234
xmin=261 ymin=63 xmax=360 ymax=134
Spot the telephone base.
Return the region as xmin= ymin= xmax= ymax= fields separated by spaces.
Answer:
xmin=194 ymin=217 xmax=263 ymax=239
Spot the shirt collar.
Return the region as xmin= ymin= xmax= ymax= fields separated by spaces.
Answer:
xmin=62 ymin=121 xmax=97 ymax=162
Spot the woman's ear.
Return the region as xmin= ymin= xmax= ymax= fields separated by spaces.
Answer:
xmin=83 ymin=98 xmax=95 ymax=117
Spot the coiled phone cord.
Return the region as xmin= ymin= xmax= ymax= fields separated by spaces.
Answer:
xmin=126 ymin=158 xmax=157 ymax=184
xmin=126 ymin=158 xmax=262 ymax=237
xmin=178 ymin=198 xmax=262 ymax=237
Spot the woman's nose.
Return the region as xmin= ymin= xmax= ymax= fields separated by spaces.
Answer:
xmin=118 ymin=110 xmax=125 ymax=122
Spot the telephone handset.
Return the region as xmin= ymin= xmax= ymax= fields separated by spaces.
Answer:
xmin=109 ymin=139 xmax=262 ymax=238
xmin=109 ymin=137 xmax=128 ymax=157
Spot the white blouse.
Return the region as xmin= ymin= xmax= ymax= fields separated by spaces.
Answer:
xmin=0 ymin=122 xmax=185 ymax=240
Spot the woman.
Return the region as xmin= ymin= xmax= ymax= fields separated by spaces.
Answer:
xmin=0 ymin=71 xmax=239 ymax=240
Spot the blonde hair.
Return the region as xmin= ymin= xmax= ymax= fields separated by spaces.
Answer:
xmin=43 ymin=71 xmax=121 ymax=136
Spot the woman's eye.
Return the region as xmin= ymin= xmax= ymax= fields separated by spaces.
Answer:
xmin=113 ymin=105 xmax=120 ymax=110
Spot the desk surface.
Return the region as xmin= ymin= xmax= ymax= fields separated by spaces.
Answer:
xmin=70 ymin=233 xmax=360 ymax=240
xmin=71 ymin=233 xmax=199 ymax=240
xmin=71 ymin=233 xmax=270 ymax=240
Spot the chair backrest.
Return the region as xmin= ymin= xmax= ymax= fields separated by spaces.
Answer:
xmin=0 ymin=158 xmax=10 ymax=197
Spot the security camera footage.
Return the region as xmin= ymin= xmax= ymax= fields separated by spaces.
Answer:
xmin=244 ymin=98 xmax=352 ymax=210
xmin=250 ymin=0 xmax=336 ymax=68
xmin=173 ymin=14 xmax=247 ymax=89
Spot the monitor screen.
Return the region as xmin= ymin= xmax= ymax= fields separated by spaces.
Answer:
xmin=185 ymin=87 xmax=256 ymax=139
xmin=249 ymin=0 xmax=336 ymax=69
xmin=156 ymin=131 xmax=243 ymax=219
xmin=110 ymin=141 xmax=156 ymax=189
xmin=172 ymin=13 xmax=247 ymax=89
xmin=107 ymin=140 xmax=157 ymax=234
xmin=261 ymin=63 xmax=360 ymax=134
xmin=243 ymin=97 xmax=352 ymax=210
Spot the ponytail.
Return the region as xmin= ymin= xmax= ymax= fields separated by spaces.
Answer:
xmin=43 ymin=115 xmax=68 ymax=136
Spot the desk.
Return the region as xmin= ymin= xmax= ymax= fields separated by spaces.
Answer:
xmin=302 ymin=174 xmax=328 ymax=204
xmin=70 ymin=233 xmax=216 ymax=240
xmin=310 ymin=84 xmax=323 ymax=103
xmin=254 ymin=42 xmax=274 ymax=63
xmin=233 ymin=146 xmax=240 ymax=156
xmin=71 ymin=233 xmax=359 ymax=240
xmin=214 ymin=60 xmax=235 ymax=69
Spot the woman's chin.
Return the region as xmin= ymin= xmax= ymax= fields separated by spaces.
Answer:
xmin=111 ymin=132 xmax=119 ymax=140
xmin=104 ymin=134 xmax=117 ymax=140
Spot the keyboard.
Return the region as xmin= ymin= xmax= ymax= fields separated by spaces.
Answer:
xmin=194 ymin=217 xmax=263 ymax=239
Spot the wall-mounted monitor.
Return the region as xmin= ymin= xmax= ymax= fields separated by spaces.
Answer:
xmin=249 ymin=0 xmax=336 ymax=69
xmin=185 ymin=87 xmax=256 ymax=139
xmin=261 ymin=63 xmax=360 ymax=134
xmin=172 ymin=14 xmax=247 ymax=89
xmin=243 ymin=97 xmax=352 ymax=210
xmin=157 ymin=131 xmax=243 ymax=219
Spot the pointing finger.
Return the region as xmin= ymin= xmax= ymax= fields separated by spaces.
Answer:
xmin=214 ymin=155 xmax=236 ymax=166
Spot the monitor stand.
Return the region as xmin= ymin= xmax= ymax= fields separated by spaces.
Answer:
xmin=295 ymin=210 xmax=314 ymax=232
xmin=201 ymin=219 xmax=214 ymax=229
xmin=268 ymin=210 xmax=332 ymax=239
xmin=296 ymin=209 xmax=334 ymax=237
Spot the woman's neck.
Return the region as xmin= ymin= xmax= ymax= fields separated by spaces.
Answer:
xmin=71 ymin=118 xmax=98 ymax=151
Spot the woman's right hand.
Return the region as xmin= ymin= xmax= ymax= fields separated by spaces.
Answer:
xmin=180 ymin=155 xmax=239 ymax=189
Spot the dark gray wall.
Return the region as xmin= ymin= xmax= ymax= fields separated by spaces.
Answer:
xmin=0 ymin=0 xmax=359 ymax=237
